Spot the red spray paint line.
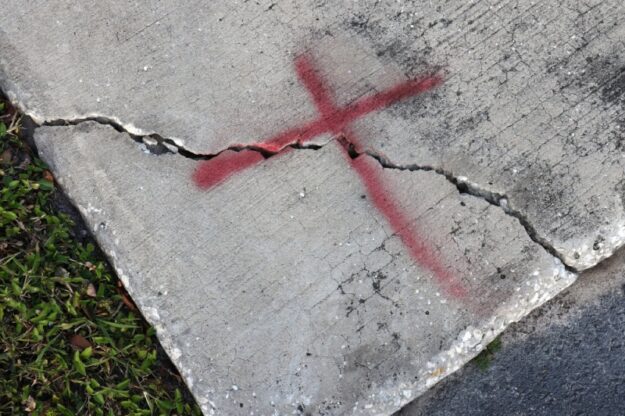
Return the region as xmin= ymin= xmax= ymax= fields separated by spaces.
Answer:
xmin=293 ymin=56 xmax=467 ymax=299
xmin=193 ymin=57 xmax=443 ymax=189
xmin=192 ymin=150 xmax=265 ymax=189
xmin=339 ymin=134 xmax=467 ymax=299
xmin=193 ymin=54 xmax=467 ymax=300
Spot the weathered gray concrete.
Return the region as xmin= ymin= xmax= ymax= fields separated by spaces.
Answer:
xmin=2 ymin=0 xmax=625 ymax=414
xmin=398 ymin=246 xmax=625 ymax=416
xmin=2 ymin=0 xmax=625 ymax=270
xmin=35 ymin=122 xmax=572 ymax=415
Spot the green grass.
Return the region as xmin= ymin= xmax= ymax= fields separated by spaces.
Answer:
xmin=472 ymin=335 xmax=503 ymax=371
xmin=0 ymin=99 xmax=201 ymax=415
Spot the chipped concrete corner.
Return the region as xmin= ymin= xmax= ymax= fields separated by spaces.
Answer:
xmin=2 ymin=0 xmax=625 ymax=414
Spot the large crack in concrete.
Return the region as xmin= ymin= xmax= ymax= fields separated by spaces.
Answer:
xmin=2 ymin=57 xmax=619 ymax=277
xmin=360 ymin=148 xmax=578 ymax=274
xmin=37 ymin=114 xmax=325 ymax=158
xmin=15 ymin=107 xmax=586 ymax=274
xmin=5 ymin=81 xmax=612 ymax=275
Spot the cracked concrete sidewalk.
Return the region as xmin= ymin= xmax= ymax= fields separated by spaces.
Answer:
xmin=1 ymin=0 xmax=625 ymax=414
xmin=32 ymin=122 xmax=574 ymax=414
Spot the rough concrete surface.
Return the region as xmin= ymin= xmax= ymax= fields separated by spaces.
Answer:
xmin=399 ymin=247 xmax=625 ymax=416
xmin=2 ymin=0 xmax=625 ymax=269
xmin=1 ymin=0 xmax=625 ymax=414
xmin=35 ymin=122 xmax=572 ymax=415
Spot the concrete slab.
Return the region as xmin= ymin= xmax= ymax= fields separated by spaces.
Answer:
xmin=2 ymin=0 xmax=624 ymax=414
xmin=2 ymin=0 xmax=625 ymax=270
xmin=398 ymin=246 xmax=625 ymax=416
xmin=34 ymin=122 xmax=573 ymax=415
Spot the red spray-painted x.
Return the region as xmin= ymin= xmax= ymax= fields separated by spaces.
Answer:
xmin=193 ymin=54 xmax=467 ymax=300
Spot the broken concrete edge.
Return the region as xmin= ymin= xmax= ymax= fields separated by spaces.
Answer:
xmin=0 ymin=90 xmax=589 ymax=272
xmin=373 ymin=262 xmax=576 ymax=415
xmin=33 ymin=122 xmax=579 ymax=415
xmin=22 ymin=145 xmax=202 ymax=412
xmin=109 ymin=209 xmax=574 ymax=414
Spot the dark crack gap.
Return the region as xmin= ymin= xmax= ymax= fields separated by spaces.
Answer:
xmin=352 ymin=145 xmax=578 ymax=274
xmin=35 ymin=115 xmax=324 ymax=160
xmin=14 ymin=104 xmax=584 ymax=274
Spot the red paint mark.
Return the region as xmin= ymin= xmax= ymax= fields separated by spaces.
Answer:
xmin=193 ymin=57 xmax=443 ymax=188
xmin=342 ymin=140 xmax=467 ymax=299
xmin=291 ymin=56 xmax=466 ymax=299
xmin=193 ymin=150 xmax=265 ymax=189
xmin=193 ymin=54 xmax=467 ymax=300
